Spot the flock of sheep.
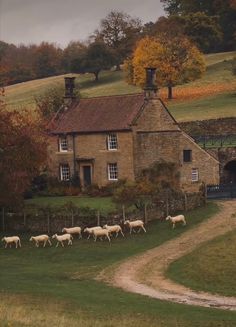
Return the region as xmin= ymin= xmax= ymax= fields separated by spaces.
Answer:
xmin=1 ymin=215 xmax=186 ymax=249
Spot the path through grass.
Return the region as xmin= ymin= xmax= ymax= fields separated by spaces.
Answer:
xmin=1 ymin=202 xmax=236 ymax=326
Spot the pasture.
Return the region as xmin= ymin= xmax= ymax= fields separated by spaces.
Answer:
xmin=1 ymin=202 xmax=236 ymax=326
xmin=167 ymin=228 xmax=236 ymax=297
xmin=4 ymin=51 xmax=236 ymax=122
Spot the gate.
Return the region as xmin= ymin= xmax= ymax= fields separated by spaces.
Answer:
xmin=207 ymin=184 xmax=236 ymax=199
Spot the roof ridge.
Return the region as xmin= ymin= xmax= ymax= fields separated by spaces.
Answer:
xmin=80 ymin=93 xmax=144 ymax=100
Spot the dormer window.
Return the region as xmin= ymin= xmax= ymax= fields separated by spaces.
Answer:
xmin=107 ymin=133 xmax=118 ymax=150
xmin=59 ymin=136 xmax=68 ymax=152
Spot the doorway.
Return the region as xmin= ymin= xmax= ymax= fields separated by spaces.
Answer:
xmin=83 ymin=165 xmax=92 ymax=187
xmin=223 ymin=160 xmax=236 ymax=184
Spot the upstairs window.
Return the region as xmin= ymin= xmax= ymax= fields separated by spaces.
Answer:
xmin=107 ymin=133 xmax=118 ymax=150
xmin=108 ymin=163 xmax=118 ymax=180
xmin=191 ymin=168 xmax=199 ymax=182
xmin=183 ymin=150 xmax=192 ymax=162
xmin=60 ymin=164 xmax=70 ymax=181
xmin=59 ymin=136 xmax=68 ymax=152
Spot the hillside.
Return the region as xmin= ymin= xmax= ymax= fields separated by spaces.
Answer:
xmin=3 ymin=51 xmax=236 ymax=122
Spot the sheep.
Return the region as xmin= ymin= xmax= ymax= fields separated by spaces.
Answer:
xmin=166 ymin=214 xmax=186 ymax=229
xmin=103 ymin=224 xmax=124 ymax=238
xmin=84 ymin=226 xmax=102 ymax=239
xmin=92 ymin=228 xmax=111 ymax=242
xmin=62 ymin=226 xmax=82 ymax=239
xmin=52 ymin=233 xmax=73 ymax=247
xmin=124 ymin=220 xmax=146 ymax=234
xmin=1 ymin=236 xmax=21 ymax=248
xmin=29 ymin=234 xmax=52 ymax=247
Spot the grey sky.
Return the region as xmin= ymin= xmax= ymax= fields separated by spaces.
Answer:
xmin=0 ymin=0 xmax=165 ymax=48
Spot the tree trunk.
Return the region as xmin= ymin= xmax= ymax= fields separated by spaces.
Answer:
xmin=168 ymin=85 xmax=173 ymax=100
xmin=115 ymin=64 xmax=121 ymax=71
xmin=94 ymin=71 xmax=99 ymax=82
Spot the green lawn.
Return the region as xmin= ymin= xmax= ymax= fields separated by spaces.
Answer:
xmin=2 ymin=202 xmax=236 ymax=326
xmin=169 ymin=92 xmax=236 ymax=122
xmin=4 ymin=51 xmax=236 ymax=122
xmin=25 ymin=196 xmax=115 ymax=214
xmin=167 ymin=228 xmax=236 ymax=297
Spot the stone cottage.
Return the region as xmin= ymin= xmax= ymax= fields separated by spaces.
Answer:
xmin=48 ymin=69 xmax=219 ymax=192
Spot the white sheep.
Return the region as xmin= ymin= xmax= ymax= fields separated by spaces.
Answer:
xmin=62 ymin=226 xmax=82 ymax=239
xmin=103 ymin=224 xmax=124 ymax=237
xmin=124 ymin=220 xmax=146 ymax=234
xmin=29 ymin=234 xmax=52 ymax=247
xmin=1 ymin=236 xmax=21 ymax=248
xmin=92 ymin=228 xmax=111 ymax=242
xmin=166 ymin=214 xmax=186 ymax=229
xmin=84 ymin=226 xmax=102 ymax=239
xmin=52 ymin=233 xmax=73 ymax=247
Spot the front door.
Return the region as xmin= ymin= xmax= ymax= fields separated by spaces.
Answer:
xmin=83 ymin=166 xmax=92 ymax=187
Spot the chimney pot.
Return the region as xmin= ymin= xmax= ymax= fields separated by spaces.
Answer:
xmin=144 ymin=68 xmax=158 ymax=98
xmin=64 ymin=77 xmax=76 ymax=98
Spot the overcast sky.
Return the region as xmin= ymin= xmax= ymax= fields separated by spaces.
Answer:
xmin=0 ymin=0 xmax=165 ymax=48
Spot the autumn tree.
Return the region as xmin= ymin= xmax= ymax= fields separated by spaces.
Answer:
xmin=125 ymin=36 xmax=206 ymax=99
xmin=94 ymin=11 xmax=142 ymax=70
xmin=0 ymin=102 xmax=48 ymax=208
xmin=62 ymin=41 xmax=87 ymax=72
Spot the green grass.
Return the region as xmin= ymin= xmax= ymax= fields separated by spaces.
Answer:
xmin=167 ymin=228 xmax=236 ymax=297
xmin=25 ymin=196 xmax=115 ymax=214
xmin=169 ymin=92 xmax=236 ymax=122
xmin=4 ymin=51 xmax=236 ymax=122
xmin=1 ymin=202 xmax=236 ymax=326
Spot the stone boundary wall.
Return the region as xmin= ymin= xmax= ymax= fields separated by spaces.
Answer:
xmin=180 ymin=117 xmax=236 ymax=136
xmin=1 ymin=193 xmax=205 ymax=233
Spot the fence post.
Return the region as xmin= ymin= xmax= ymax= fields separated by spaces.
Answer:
xmin=184 ymin=193 xmax=188 ymax=212
xmin=122 ymin=205 xmax=126 ymax=221
xmin=23 ymin=211 xmax=27 ymax=228
xmin=166 ymin=197 xmax=169 ymax=217
xmin=47 ymin=213 xmax=50 ymax=235
xmin=144 ymin=203 xmax=148 ymax=224
xmin=71 ymin=212 xmax=74 ymax=227
xmin=97 ymin=211 xmax=100 ymax=226
xmin=2 ymin=207 xmax=5 ymax=232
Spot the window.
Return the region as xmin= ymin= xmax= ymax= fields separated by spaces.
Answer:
xmin=60 ymin=164 xmax=70 ymax=181
xmin=183 ymin=150 xmax=192 ymax=162
xmin=107 ymin=133 xmax=118 ymax=150
xmin=108 ymin=163 xmax=118 ymax=180
xmin=59 ymin=136 xmax=68 ymax=152
xmin=191 ymin=168 xmax=199 ymax=182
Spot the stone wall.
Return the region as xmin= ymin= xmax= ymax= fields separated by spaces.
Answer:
xmin=180 ymin=117 xmax=236 ymax=136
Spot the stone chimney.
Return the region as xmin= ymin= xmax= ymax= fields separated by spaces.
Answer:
xmin=144 ymin=68 xmax=158 ymax=99
xmin=64 ymin=77 xmax=76 ymax=107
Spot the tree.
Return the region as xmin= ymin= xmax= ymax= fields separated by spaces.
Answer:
xmin=125 ymin=36 xmax=205 ymax=99
xmin=0 ymin=102 xmax=47 ymax=208
xmin=160 ymin=0 xmax=236 ymax=51
xmin=62 ymin=41 xmax=87 ymax=72
xmin=34 ymin=42 xmax=63 ymax=78
xmin=94 ymin=11 xmax=142 ymax=70
xmin=71 ymin=41 xmax=115 ymax=82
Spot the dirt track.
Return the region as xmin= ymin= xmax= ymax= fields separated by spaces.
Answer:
xmin=102 ymin=200 xmax=236 ymax=310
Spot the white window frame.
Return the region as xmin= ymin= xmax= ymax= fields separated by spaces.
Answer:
xmin=60 ymin=164 xmax=70 ymax=181
xmin=108 ymin=163 xmax=118 ymax=181
xmin=59 ymin=136 xmax=68 ymax=152
xmin=107 ymin=133 xmax=118 ymax=151
xmin=191 ymin=168 xmax=199 ymax=182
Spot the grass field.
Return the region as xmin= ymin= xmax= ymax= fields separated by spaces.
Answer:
xmin=25 ymin=196 xmax=115 ymax=214
xmin=167 ymin=228 xmax=236 ymax=297
xmin=4 ymin=51 xmax=236 ymax=122
xmin=2 ymin=202 xmax=236 ymax=326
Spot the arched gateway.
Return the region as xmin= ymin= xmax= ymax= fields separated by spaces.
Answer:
xmin=223 ymin=160 xmax=236 ymax=184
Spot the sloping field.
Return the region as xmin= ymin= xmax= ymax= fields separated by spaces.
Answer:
xmin=3 ymin=51 xmax=236 ymax=121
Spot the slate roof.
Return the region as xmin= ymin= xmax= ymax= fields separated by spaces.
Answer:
xmin=50 ymin=93 xmax=145 ymax=134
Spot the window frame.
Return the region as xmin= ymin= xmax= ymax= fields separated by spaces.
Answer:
xmin=60 ymin=164 xmax=70 ymax=181
xmin=59 ymin=135 xmax=68 ymax=152
xmin=191 ymin=168 xmax=199 ymax=182
xmin=108 ymin=163 xmax=118 ymax=181
xmin=107 ymin=133 xmax=118 ymax=151
xmin=183 ymin=149 xmax=192 ymax=163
